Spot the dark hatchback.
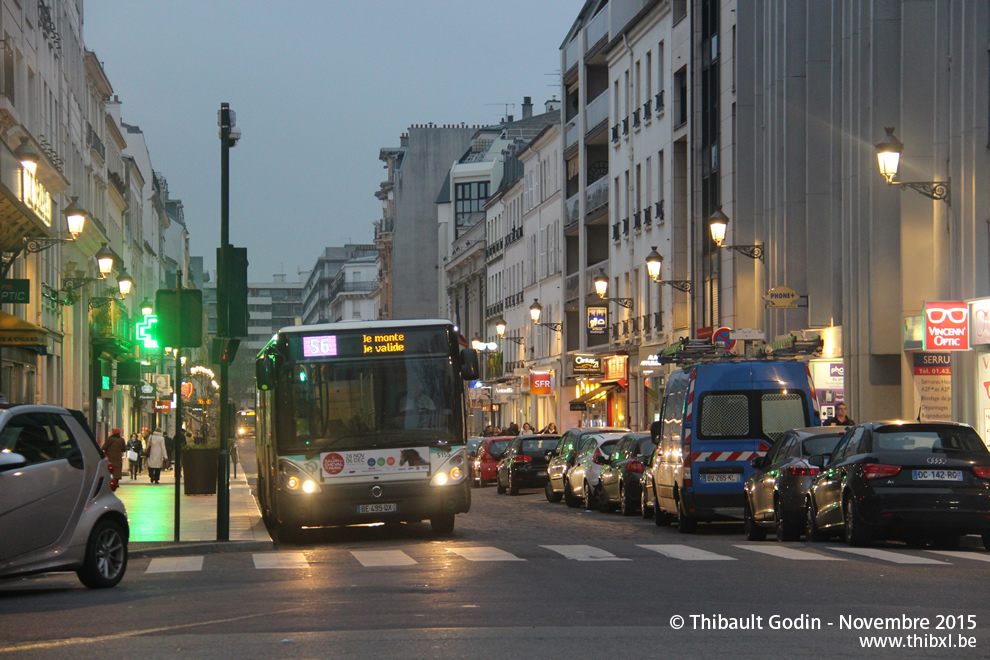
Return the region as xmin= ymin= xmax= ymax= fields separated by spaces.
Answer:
xmin=496 ymin=435 xmax=560 ymax=495
xmin=743 ymin=427 xmax=847 ymax=541
xmin=806 ymin=421 xmax=990 ymax=548
xmin=598 ymin=433 xmax=657 ymax=516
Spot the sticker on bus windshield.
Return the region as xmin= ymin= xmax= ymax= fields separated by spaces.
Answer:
xmin=320 ymin=447 xmax=431 ymax=478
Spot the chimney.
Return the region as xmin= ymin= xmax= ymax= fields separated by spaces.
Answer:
xmin=545 ymin=97 xmax=561 ymax=113
xmin=400 ymin=133 xmax=409 ymax=147
xmin=522 ymin=96 xmax=533 ymax=118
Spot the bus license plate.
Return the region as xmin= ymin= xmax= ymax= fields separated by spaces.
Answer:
xmin=358 ymin=503 xmax=397 ymax=514
xmin=912 ymin=470 xmax=962 ymax=481
xmin=537 ymin=471 xmax=547 ymax=476
xmin=702 ymin=473 xmax=740 ymax=484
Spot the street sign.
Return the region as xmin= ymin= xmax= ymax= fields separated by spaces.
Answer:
xmin=731 ymin=328 xmax=766 ymax=341
xmin=712 ymin=326 xmax=736 ymax=349
xmin=764 ymin=286 xmax=801 ymax=308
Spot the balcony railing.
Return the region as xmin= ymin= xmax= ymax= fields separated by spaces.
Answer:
xmin=329 ymin=281 xmax=376 ymax=298
xmin=611 ymin=124 xmax=620 ymax=143
xmin=612 ymin=222 xmax=620 ymax=241
xmin=486 ymin=301 xmax=504 ymax=319
xmin=586 ymin=176 xmax=608 ymax=215
xmin=565 ymin=116 xmax=579 ymax=150
xmin=565 ymin=193 xmax=581 ymax=227
xmin=655 ymin=90 xmax=665 ymax=114
xmin=643 ymin=98 xmax=652 ymax=121
xmin=644 ymin=206 xmax=652 ymax=226
xmin=486 ymin=237 xmax=504 ymax=260
xmin=90 ymin=299 xmax=130 ymax=345
xmin=563 ymin=37 xmax=579 ymax=73
xmin=622 ymin=118 xmax=629 ymax=135
xmin=633 ymin=211 xmax=641 ymax=231
xmin=622 ymin=217 xmax=629 ymax=235
xmin=86 ymin=122 xmax=106 ymax=161
xmin=503 ymin=291 xmax=524 ymax=308
xmin=585 ymin=9 xmax=608 ymax=52
xmin=633 ymin=109 xmax=641 ymax=128
xmin=655 ymin=199 xmax=665 ymax=222
xmin=585 ymin=90 xmax=609 ymax=133
xmin=505 ymin=225 xmax=524 ymax=246
xmin=565 ymin=272 xmax=580 ymax=301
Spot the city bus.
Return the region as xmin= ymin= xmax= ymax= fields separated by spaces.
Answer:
xmin=235 ymin=409 xmax=256 ymax=439
xmin=254 ymin=319 xmax=480 ymax=539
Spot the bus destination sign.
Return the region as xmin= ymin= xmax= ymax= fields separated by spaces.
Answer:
xmin=363 ymin=332 xmax=405 ymax=354
xmin=294 ymin=327 xmax=449 ymax=360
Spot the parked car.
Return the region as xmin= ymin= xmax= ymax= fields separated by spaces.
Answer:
xmin=545 ymin=427 xmax=628 ymax=503
xmin=0 ymin=404 xmax=129 ymax=588
xmin=806 ymin=421 xmax=990 ymax=548
xmin=598 ymin=432 xmax=657 ymax=515
xmin=472 ymin=437 xmax=512 ymax=487
xmin=467 ymin=436 xmax=483 ymax=458
xmin=648 ymin=361 xmax=819 ymax=533
xmin=743 ymin=427 xmax=847 ymax=541
xmin=639 ymin=445 xmax=659 ymax=519
xmin=495 ymin=434 xmax=560 ymax=495
xmin=566 ymin=433 xmax=625 ymax=509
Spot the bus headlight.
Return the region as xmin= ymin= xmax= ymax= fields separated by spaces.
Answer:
xmin=280 ymin=459 xmax=321 ymax=494
xmin=449 ymin=466 xmax=462 ymax=480
xmin=286 ymin=476 xmax=300 ymax=490
xmin=302 ymin=479 xmax=318 ymax=493
xmin=433 ymin=472 xmax=449 ymax=486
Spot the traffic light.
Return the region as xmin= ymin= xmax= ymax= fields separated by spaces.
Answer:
xmin=218 ymin=244 xmax=248 ymax=338
xmin=155 ymin=289 xmax=204 ymax=348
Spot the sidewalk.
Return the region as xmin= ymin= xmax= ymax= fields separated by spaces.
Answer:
xmin=114 ymin=458 xmax=274 ymax=558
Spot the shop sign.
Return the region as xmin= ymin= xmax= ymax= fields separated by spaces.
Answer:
xmin=977 ymin=354 xmax=990 ymax=446
xmin=136 ymin=383 xmax=155 ymax=401
xmin=912 ymin=353 xmax=951 ymax=421
xmin=573 ymin=354 xmax=603 ymax=377
xmin=530 ymin=372 xmax=551 ymax=395
xmin=604 ymin=354 xmax=627 ymax=381
xmin=969 ymin=298 xmax=990 ymax=346
xmin=924 ymin=301 xmax=969 ymax=351
xmin=154 ymin=400 xmax=172 ymax=412
xmin=587 ymin=306 xmax=608 ymax=336
xmin=0 ymin=279 xmax=29 ymax=304
xmin=19 ymin=168 xmax=53 ymax=227
xmin=764 ymin=285 xmax=800 ymax=308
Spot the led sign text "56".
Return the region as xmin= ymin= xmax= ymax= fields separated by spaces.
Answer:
xmin=303 ymin=335 xmax=338 ymax=357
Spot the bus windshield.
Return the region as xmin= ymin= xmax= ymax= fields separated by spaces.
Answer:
xmin=275 ymin=355 xmax=459 ymax=454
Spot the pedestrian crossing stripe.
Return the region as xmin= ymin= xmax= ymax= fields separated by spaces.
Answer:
xmin=734 ymin=545 xmax=844 ymax=561
xmin=350 ymin=549 xmax=417 ymax=567
xmin=827 ymin=547 xmax=950 ymax=565
xmin=927 ymin=550 xmax=990 ymax=563
xmin=447 ymin=546 xmax=525 ymax=561
xmin=146 ymin=556 xmax=204 ymax=573
xmin=639 ymin=544 xmax=735 ymax=561
xmin=540 ymin=544 xmax=630 ymax=561
xmin=253 ymin=552 xmax=309 ymax=569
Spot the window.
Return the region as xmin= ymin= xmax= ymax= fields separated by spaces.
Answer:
xmin=761 ymin=394 xmax=807 ymax=443
xmin=0 ymin=413 xmax=75 ymax=466
xmin=455 ymin=181 xmax=490 ymax=228
xmin=700 ymin=394 xmax=750 ymax=437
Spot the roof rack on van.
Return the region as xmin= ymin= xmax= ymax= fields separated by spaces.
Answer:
xmin=656 ymin=334 xmax=823 ymax=365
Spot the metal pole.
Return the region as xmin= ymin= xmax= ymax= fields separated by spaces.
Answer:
xmin=173 ymin=269 xmax=183 ymax=542
xmin=217 ymin=103 xmax=231 ymax=541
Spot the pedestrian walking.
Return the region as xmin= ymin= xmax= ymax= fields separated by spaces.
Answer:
xmin=540 ymin=422 xmax=558 ymax=434
xmin=522 ymin=422 xmax=534 ymax=433
xmin=127 ymin=433 xmax=143 ymax=479
xmin=103 ymin=428 xmax=126 ymax=484
xmin=146 ymin=428 xmax=168 ymax=484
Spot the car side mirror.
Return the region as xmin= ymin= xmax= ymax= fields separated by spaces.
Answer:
xmin=545 ymin=450 xmax=555 ymax=462
xmin=750 ymin=456 xmax=768 ymax=470
xmin=0 ymin=452 xmax=28 ymax=472
xmin=808 ymin=454 xmax=826 ymax=468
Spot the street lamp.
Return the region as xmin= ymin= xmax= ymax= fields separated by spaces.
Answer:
xmin=95 ymin=243 xmax=115 ymax=277
xmin=116 ymin=268 xmax=133 ymax=297
xmin=707 ymin=210 xmax=764 ymax=261
xmin=140 ymin=298 xmax=154 ymax=316
xmin=494 ymin=314 xmax=524 ymax=344
xmin=875 ymin=126 xmax=950 ymax=203
xmin=645 ymin=246 xmax=693 ymax=292
xmin=593 ymin=270 xmax=633 ymax=308
xmin=22 ymin=195 xmax=90 ymax=253
xmin=14 ymin=136 xmax=39 ymax=174
xmin=529 ymin=299 xmax=561 ymax=332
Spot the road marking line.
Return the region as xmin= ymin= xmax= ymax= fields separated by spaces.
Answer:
xmin=540 ymin=545 xmax=629 ymax=561
xmin=351 ymin=550 xmax=417 ymax=567
xmin=252 ymin=552 xmax=309 ymax=569
xmin=145 ymin=556 xmax=204 ymax=573
xmin=927 ymin=550 xmax=990 ymax=563
xmin=734 ymin=545 xmax=844 ymax=561
xmin=827 ymin=547 xmax=950 ymax=564
xmin=638 ymin=544 xmax=736 ymax=561
xmin=447 ymin=546 xmax=525 ymax=561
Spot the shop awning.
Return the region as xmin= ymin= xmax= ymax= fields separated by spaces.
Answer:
xmin=569 ymin=383 xmax=620 ymax=407
xmin=0 ymin=311 xmax=48 ymax=353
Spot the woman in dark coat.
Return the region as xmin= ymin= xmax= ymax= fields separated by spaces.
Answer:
xmin=103 ymin=429 xmax=126 ymax=482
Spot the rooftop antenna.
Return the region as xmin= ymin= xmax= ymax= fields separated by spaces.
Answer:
xmin=485 ymin=102 xmax=515 ymax=121
xmin=545 ymin=69 xmax=562 ymax=88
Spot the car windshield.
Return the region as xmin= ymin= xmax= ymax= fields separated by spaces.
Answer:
xmin=467 ymin=437 xmax=482 ymax=454
xmin=487 ymin=440 xmax=510 ymax=456
xmin=873 ymin=427 xmax=988 ymax=453
xmin=802 ymin=434 xmax=844 ymax=457
xmin=519 ymin=439 xmax=558 ymax=457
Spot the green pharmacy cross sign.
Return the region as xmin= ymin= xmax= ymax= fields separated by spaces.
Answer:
xmin=136 ymin=314 xmax=159 ymax=349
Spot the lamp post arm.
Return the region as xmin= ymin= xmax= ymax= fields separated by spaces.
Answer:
xmin=890 ymin=180 xmax=950 ymax=204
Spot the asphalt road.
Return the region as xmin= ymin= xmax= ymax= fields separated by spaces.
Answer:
xmin=2 ymin=454 xmax=988 ymax=658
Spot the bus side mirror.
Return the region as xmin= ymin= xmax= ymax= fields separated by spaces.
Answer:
xmin=460 ymin=348 xmax=480 ymax=381
xmin=256 ymin=356 xmax=276 ymax=391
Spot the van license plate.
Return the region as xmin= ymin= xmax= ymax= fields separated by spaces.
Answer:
xmin=912 ymin=470 xmax=962 ymax=481
xmin=702 ymin=473 xmax=740 ymax=483
xmin=358 ymin=503 xmax=397 ymax=514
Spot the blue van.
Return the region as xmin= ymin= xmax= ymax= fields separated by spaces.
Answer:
xmin=646 ymin=360 xmax=820 ymax=533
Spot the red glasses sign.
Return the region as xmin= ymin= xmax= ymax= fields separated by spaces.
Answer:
xmin=924 ymin=301 xmax=969 ymax=351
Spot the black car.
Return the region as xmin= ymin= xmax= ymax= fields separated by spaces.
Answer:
xmin=597 ymin=433 xmax=656 ymax=516
xmin=744 ymin=427 xmax=847 ymax=541
xmin=496 ymin=434 xmax=560 ymax=495
xmin=806 ymin=421 xmax=990 ymax=548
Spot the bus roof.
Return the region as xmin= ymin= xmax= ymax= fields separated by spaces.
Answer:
xmin=274 ymin=319 xmax=454 ymax=335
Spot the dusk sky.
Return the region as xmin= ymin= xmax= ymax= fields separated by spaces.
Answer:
xmin=83 ymin=1 xmax=578 ymax=283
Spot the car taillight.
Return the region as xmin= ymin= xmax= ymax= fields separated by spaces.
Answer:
xmin=512 ymin=455 xmax=532 ymax=463
xmin=627 ymin=459 xmax=644 ymax=474
xmin=973 ymin=466 xmax=990 ymax=480
xmin=592 ymin=448 xmax=603 ymax=462
xmin=863 ymin=464 xmax=901 ymax=481
xmin=786 ymin=465 xmax=819 ymax=476
xmin=110 ymin=478 xmax=119 ymax=492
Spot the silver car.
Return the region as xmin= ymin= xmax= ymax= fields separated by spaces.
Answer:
xmin=0 ymin=404 xmax=129 ymax=588
xmin=565 ymin=432 xmax=625 ymax=510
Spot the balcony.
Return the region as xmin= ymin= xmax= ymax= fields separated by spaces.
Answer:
xmin=565 ymin=193 xmax=580 ymax=228
xmin=90 ymin=299 xmax=131 ymax=357
xmin=622 ymin=118 xmax=629 ymax=136
xmin=564 ymin=116 xmax=579 ymax=150
xmin=86 ymin=122 xmax=106 ymax=161
xmin=503 ymin=291 xmax=524 ymax=308
xmin=643 ymin=99 xmax=652 ymax=121
xmin=486 ymin=301 xmax=505 ymax=319
xmin=585 ymin=90 xmax=609 ymax=134
xmin=585 ymin=9 xmax=608 ymax=52
xmin=505 ymin=225 xmax=523 ymax=247
xmin=622 ymin=217 xmax=629 ymax=236
xmin=563 ymin=37 xmax=579 ymax=74
xmin=655 ymin=90 xmax=665 ymax=114
xmin=611 ymin=125 xmax=620 ymax=143
xmin=586 ymin=176 xmax=608 ymax=215
xmin=612 ymin=222 xmax=620 ymax=241
xmin=486 ymin=237 xmax=504 ymax=260
xmin=329 ymin=280 xmax=376 ymax=298
xmin=565 ymin=273 xmax=580 ymax=301
xmin=655 ymin=199 xmax=665 ymax=222
xmin=632 ymin=109 xmax=640 ymax=128
xmin=633 ymin=211 xmax=641 ymax=231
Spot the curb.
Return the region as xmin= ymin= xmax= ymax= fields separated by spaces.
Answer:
xmin=129 ymin=540 xmax=274 ymax=559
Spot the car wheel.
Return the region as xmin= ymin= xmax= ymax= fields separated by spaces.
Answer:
xmin=76 ymin=518 xmax=128 ymax=589
xmin=508 ymin=471 xmax=519 ymax=496
xmin=744 ymin=498 xmax=767 ymax=542
xmin=677 ymin=493 xmax=698 ymax=534
xmin=843 ymin=496 xmax=870 ymax=547
xmin=496 ymin=473 xmax=506 ymax=494
xmin=640 ymin=488 xmax=653 ymax=520
xmin=931 ymin=534 xmax=960 ymax=550
xmin=582 ymin=481 xmax=595 ymax=511
xmin=564 ymin=481 xmax=580 ymax=508
xmin=654 ymin=487 xmax=673 ymax=527
xmin=431 ymin=511 xmax=455 ymax=535
xmin=805 ymin=497 xmax=827 ymax=542
xmin=774 ymin=497 xmax=801 ymax=542
xmin=545 ymin=480 xmax=563 ymax=503
xmin=597 ymin=484 xmax=611 ymax=513
xmin=620 ymin=484 xmax=634 ymax=517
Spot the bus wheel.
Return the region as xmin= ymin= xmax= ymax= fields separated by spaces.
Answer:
xmin=276 ymin=524 xmax=305 ymax=545
xmin=431 ymin=512 xmax=455 ymax=535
